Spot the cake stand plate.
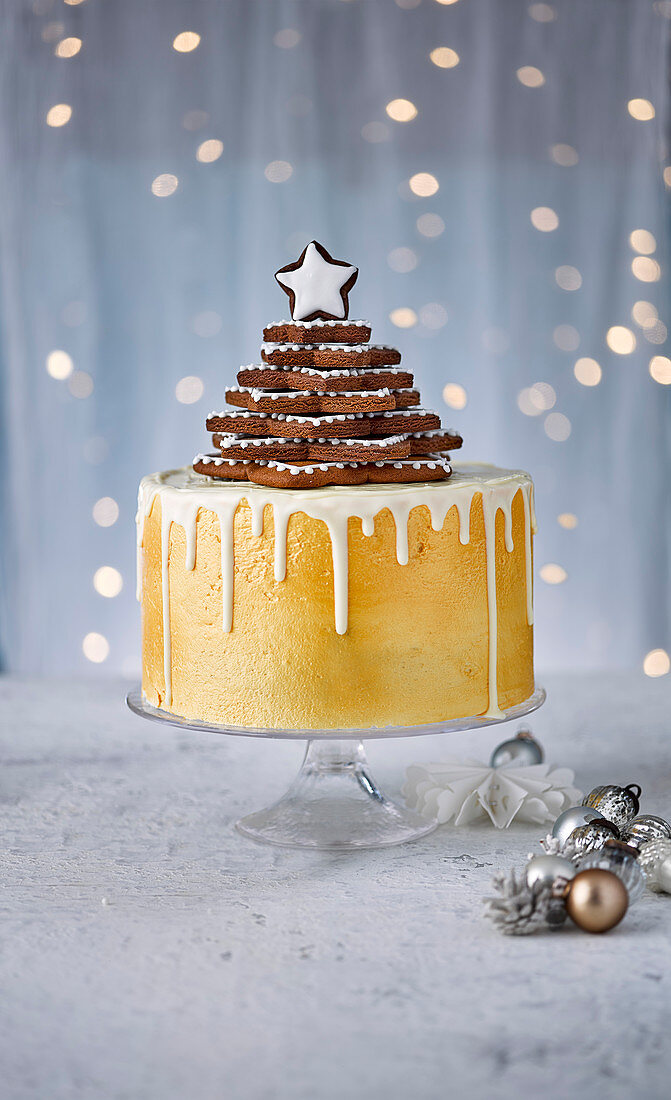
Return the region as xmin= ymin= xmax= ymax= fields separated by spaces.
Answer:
xmin=126 ymin=687 xmax=546 ymax=850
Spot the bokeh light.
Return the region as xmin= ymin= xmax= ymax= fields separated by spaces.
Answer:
xmin=632 ymin=300 xmax=658 ymax=327
xmin=361 ymin=121 xmax=390 ymax=143
xmin=68 ymin=371 xmax=94 ymax=398
xmin=420 ymin=303 xmax=448 ymax=329
xmin=555 ymin=265 xmax=582 ymax=291
xmin=175 ymin=376 xmax=204 ymax=403
xmin=606 ymin=326 xmax=636 ymax=354
xmin=151 ymin=174 xmax=178 ymax=197
xmin=558 ymin=513 xmax=578 ymax=529
xmin=46 ymin=104 xmax=72 ymax=127
xmin=550 ymin=143 xmax=579 ymax=167
xmin=273 ymin=29 xmax=301 ymax=48
xmin=643 ymin=320 xmax=667 ymax=344
xmin=173 ymin=32 xmax=201 ymax=52
xmin=529 ymin=3 xmax=556 ymax=21
xmin=409 ymin=172 xmax=439 ymax=196
xmin=94 ymin=566 xmax=123 ymax=598
xmin=82 ymin=632 xmax=109 ymax=663
xmin=632 ymin=256 xmax=661 ymax=282
xmin=93 ymin=497 xmax=119 ymax=527
xmin=430 ymin=47 xmax=460 ymax=68
xmin=643 ymin=649 xmax=670 ymax=677
xmin=42 ymin=22 xmax=65 ymax=43
xmin=264 ymin=160 xmax=293 ymax=182
xmin=629 ymin=229 xmax=656 ymax=254
xmin=46 ymin=350 xmax=73 ymax=379
xmin=196 ymin=139 xmax=223 ymax=163
xmin=387 ymin=247 xmax=418 ymax=273
xmin=540 ymin=563 xmax=568 ymax=584
xmin=416 ymin=213 xmax=445 ymax=237
xmin=627 ymin=98 xmax=655 ymax=120
xmin=389 ymin=307 xmax=418 ymax=328
xmin=553 ymin=325 xmax=580 ymax=351
xmin=574 ymin=357 xmax=602 ymax=386
xmin=385 ymin=98 xmax=418 ymax=122
xmin=530 ymin=206 xmax=558 ymax=231
xmin=55 ymin=37 xmax=82 ymax=58
xmin=649 ymin=356 xmax=671 ymax=384
xmin=517 ymin=66 xmax=545 ymax=88
xmin=443 ymin=383 xmax=467 ymax=409
xmin=544 ymin=412 xmax=572 ymax=441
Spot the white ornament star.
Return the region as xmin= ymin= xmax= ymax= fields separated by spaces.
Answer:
xmin=275 ymin=241 xmax=358 ymax=322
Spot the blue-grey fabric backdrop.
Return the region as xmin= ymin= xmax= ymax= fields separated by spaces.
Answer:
xmin=0 ymin=0 xmax=669 ymax=677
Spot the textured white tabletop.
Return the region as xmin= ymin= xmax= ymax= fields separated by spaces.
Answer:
xmin=1 ymin=672 xmax=670 ymax=1100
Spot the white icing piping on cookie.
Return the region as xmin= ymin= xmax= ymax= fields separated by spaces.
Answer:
xmin=239 ymin=364 xmax=407 ymax=378
xmin=242 ymin=387 xmax=392 ymax=402
xmin=266 ymin=319 xmax=370 ymax=329
xmin=137 ymin=464 xmax=536 ymax=716
xmin=216 ymin=433 xmax=407 ymax=450
xmin=210 ymin=409 xmax=366 ymax=425
xmin=261 ymin=342 xmax=397 ymax=353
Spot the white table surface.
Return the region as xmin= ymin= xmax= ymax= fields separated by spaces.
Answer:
xmin=1 ymin=672 xmax=670 ymax=1100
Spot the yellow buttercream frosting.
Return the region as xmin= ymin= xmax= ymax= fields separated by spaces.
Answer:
xmin=138 ymin=463 xmax=535 ymax=729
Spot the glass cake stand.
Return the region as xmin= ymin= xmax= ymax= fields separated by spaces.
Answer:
xmin=126 ymin=686 xmax=545 ymax=850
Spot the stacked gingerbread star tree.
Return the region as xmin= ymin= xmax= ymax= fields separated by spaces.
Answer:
xmin=194 ymin=240 xmax=462 ymax=489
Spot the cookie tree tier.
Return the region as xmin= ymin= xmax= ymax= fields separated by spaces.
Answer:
xmin=193 ymin=240 xmax=462 ymax=489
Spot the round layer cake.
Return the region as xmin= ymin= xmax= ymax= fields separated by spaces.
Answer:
xmin=137 ymin=462 xmax=535 ymax=730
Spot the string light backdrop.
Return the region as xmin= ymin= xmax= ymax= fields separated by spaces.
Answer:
xmin=0 ymin=0 xmax=669 ymax=678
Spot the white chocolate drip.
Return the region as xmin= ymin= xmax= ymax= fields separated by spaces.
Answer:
xmin=136 ymin=463 xmax=536 ymax=717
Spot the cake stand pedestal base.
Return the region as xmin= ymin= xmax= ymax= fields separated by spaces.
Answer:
xmin=126 ymin=687 xmax=545 ymax=849
xmin=236 ymin=739 xmax=436 ymax=850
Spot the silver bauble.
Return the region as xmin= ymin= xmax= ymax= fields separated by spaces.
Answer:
xmin=638 ymin=837 xmax=671 ymax=893
xmin=582 ymin=784 xmax=641 ymax=830
xmin=622 ymin=814 xmax=671 ymax=851
xmin=525 ymin=854 xmax=576 ymax=889
xmin=552 ymin=805 xmax=606 ymax=846
xmin=568 ymin=818 xmax=619 ymax=855
xmin=490 ymin=728 xmax=544 ymax=769
xmin=578 ymin=840 xmax=645 ymax=904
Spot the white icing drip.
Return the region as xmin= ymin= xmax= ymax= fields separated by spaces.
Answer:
xmin=160 ymin=509 xmax=172 ymax=706
xmin=482 ymin=495 xmax=502 ymax=719
xmin=273 ymin=509 xmax=289 ymax=582
xmin=522 ymin=483 xmax=534 ymax=626
xmin=249 ymin=498 xmax=265 ymax=538
xmin=137 ymin=463 xmax=535 ymax=713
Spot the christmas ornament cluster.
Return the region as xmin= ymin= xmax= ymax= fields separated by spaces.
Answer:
xmin=484 ymin=777 xmax=671 ymax=935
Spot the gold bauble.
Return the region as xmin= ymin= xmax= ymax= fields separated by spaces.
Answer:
xmin=565 ymin=868 xmax=628 ymax=933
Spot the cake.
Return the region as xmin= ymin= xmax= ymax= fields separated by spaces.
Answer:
xmin=137 ymin=241 xmax=536 ymax=730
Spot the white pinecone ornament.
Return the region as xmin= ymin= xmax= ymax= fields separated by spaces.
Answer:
xmin=483 ymin=869 xmax=566 ymax=935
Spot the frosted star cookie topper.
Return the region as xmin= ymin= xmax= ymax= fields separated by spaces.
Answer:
xmin=275 ymin=240 xmax=358 ymax=322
